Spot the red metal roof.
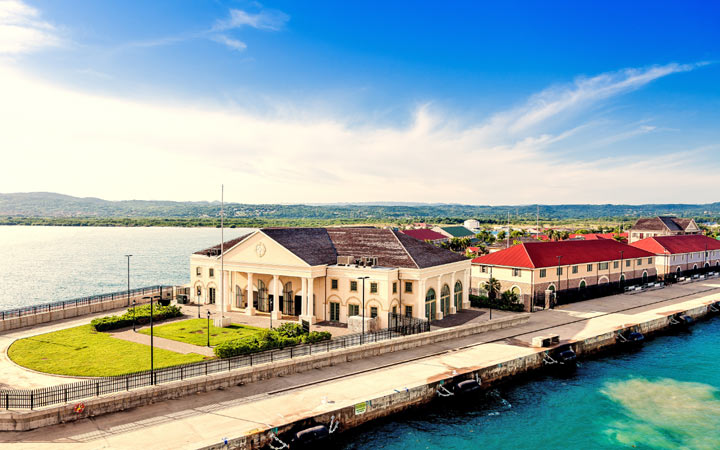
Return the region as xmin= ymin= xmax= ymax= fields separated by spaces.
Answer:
xmin=472 ymin=239 xmax=654 ymax=269
xmin=400 ymin=228 xmax=447 ymax=241
xmin=631 ymin=234 xmax=720 ymax=255
xmin=568 ymin=232 xmax=628 ymax=241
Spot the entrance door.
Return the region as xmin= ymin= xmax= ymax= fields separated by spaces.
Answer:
xmin=330 ymin=302 xmax=340 ymax=321
xmin=294 ymin=295 xmax=303 ymax=316
xmin=425 ymin=301 xmax=436 ymax=320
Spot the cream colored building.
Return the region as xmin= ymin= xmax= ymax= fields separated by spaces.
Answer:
xmin=190 ymin=227 xmax=471 ymax=328
xmin=628 ymin=216 xmax=700 ymax=243
xmin=631 ymin=234 xmax=720 ymax=279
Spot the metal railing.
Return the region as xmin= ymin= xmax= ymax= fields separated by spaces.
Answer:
xmin=0 ymin=286 xmax=171 ymax=320
xmin=0 ymin=316 xmax=430 ymax=410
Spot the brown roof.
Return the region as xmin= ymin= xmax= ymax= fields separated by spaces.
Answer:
xmin=631 ymin=216 xmax=694 ymax=232
xmin=194 ymin=227 xmax=466 ymax=269
xmin=193 ymin=233 xmax=252 ymax=256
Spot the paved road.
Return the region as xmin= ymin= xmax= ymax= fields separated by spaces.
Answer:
xmin=3 ymin=279 xmax=720 ymax=449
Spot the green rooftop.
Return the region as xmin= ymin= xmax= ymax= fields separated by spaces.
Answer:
xmin=441 ymin=226 xmax=475 ymax=238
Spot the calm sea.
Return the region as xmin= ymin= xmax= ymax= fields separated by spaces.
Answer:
xmin=0 ymin=226 xmax=252 ymax=310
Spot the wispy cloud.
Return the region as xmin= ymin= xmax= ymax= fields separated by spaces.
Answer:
xmin=213 ymin=8 xmax=289 ymax=32
xmin=0 ymin=0 xmax=61 ymax=54
xmin=0 ymin=62 xmax=713 ymax=203
xmin=210 ymin=34 xmax=247 ymax=51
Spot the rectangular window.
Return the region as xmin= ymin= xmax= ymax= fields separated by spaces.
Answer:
xmin=392 ymin=282 xmax=397 ymax=294
xmin=626 ymin=260 xmax=631 ymax=267
xmin=648 ymin=258 xmax=653 ymax=264
xmin=370 ymin=307 xmax=378 ymax=318
xmin=392 ymin=305 xmax=397 ymax=314
xmin=209 ymin=268 xmax=214 ymax=278
xmin=599 ymin=262 xmax=609 ymax=270
xmin=587 ymin=264 xmax=593 ymax=272
xmin=196 ymin=267 xmax=202 ymax=276
xmin=613 ymin=261 xmax=619 ymax=269
xmin=572 ymin=265 xmax=578 ymax=274
xmin=513 ymin=268 xmax=521 ymax=277
xmin=405 ymin=281 xmax=413 ymax=293
xmin=556 ymin=267 xmax=563 ymax=276
xmin=370 ymin=282 xmax=378 ymax=293
xmin=481 ymin=265 xmax=487 ymax=273
xmin=208 ymin=287 xmax=216 ymax=304
xmin=331 ymin=279 xmax=338 ymax=290
xmin=350 ymin=281 xmax=358 ymax=292
xmin=637 ymin=259 xmax=642 ymax=266
xmin=405 ymin=305 xmax=413 ymax=318
xmin=540 ymin=269 xmax=546 ymax=278
xmin=348 ymin=304 xmax=360 ymax=317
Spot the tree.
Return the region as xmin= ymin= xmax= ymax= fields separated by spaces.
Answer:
xmin=482 ymin=278 xmax=501 ymax=300
xmin=500 ymin=290 xmax=519 ymax=303
xmin=497 ymin=230 xmax=506 ymax=241
xmin=510 ymin=229 xmax=525 ymax=238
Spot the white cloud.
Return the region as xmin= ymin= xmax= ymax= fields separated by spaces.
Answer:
xmin=213 ymin=8 xmax=289 ymax=32
xmin=0 ymin=0 xmax=60 ymax=54
xmin=0 ymin=62 xmax=714 ymax=204
xmin=210 ymin=35 xmax=247 ymax=51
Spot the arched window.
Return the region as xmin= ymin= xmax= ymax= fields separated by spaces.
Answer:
xmin=511 ymin=286 xmax=520 ymax=296
xmin=440 ymin=284 xmax=451 ymax=316
xmin=619 ymin=274 xmax=625 ymax=285
xmin=579 ymin=280 xmax=586 ymax=289
xmin=454 ymin=281 xmax=463 ymax=311
xmin=642 ymin=271 xmax=648 ymax=284
xmin=547 ymin=284 xmax=556 ymax=292
xmin=425 ymin=288 xmax=437 ymax=321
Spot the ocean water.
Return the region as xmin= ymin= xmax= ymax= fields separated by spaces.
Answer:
xmin=0 ymin=226 xmax=252 ymax=309
xmin=338 ymin=318 xmax=720 ymax=450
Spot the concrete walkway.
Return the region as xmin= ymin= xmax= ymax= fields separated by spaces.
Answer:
xmin=3 ymin=279 xmax=720 ymax=449
xmin=110 ymin=329 xmax=215 ymax=357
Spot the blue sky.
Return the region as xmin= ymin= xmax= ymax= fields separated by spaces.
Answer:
xmin=1 ymin=0 xmax=719 ymax=204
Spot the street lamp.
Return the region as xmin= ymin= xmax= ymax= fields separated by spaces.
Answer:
xmin=358 ymin=276 xmax=369 ymax=344
xmin=149 ymin=295 xmax=155 ymax=384
xmin=197 ymin=295 xmax=201 ymax=319
xmin=620 ymin=250 xmax=625 ymax=289
xmin=207 ymin=310 xmax=211 ymax=347
xmin=554 ymin=255 xmax=563 ymax=309
xmin=132 ymin=299 xmax=137 ymax=332
xmin=488 ymin=266 xmax=493 ymax=320
xmin=125 ymin=255 xmax=132 ymax=307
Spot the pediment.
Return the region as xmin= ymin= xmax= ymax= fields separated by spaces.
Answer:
xmin=222 ymin=231 xmax=310 ymax=267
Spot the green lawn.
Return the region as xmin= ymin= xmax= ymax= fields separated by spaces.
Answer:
xmin=138 ymin=318 xmax=264 ymax=346
xmin=8 ymin=325 xmax=206 ymax=377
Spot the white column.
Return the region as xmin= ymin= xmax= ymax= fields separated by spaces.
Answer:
xmin=436 ymin=276 xmax=443 ymax=320
xmin=308 ymin=277 xmax=315 ymax=318
xmin=463 ymin=269 xmax=471 ymax=308
xmin=216 ymin=270 xmax=226 ymax=314
xmin=272 ymin=275 xmax=282 ymax=320
xmin=417 ymin=279 xmax=425 ymax=320
xmin=300 ymin=277 xmax=308 ymax=317
xmin=245 ymin=272 xmax=255 ymax=316
xmin=300 ymin=277 xmax=316 ymax=324
xmin=450 ymin=272 xmax=457 ymax=314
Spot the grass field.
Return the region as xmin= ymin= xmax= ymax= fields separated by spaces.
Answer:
xmin=7 ymin=325 xmax=207 ymax=377
xmin=138 ymin=318 xmax=264 ymax=346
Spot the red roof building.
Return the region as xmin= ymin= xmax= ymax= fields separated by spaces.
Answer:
xmin=471 ymin=240 xmax=658 ymax=310
xmin=400 ymin=228 xmax=448 ymax=242
xmin=631 ymin=234 xmax=720 ymax=278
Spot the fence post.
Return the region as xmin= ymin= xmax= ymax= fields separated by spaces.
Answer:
xmin=205 ymin=362 xmax=208 ymax=376
xmin=181 ymin=367 xmax=184 ymax=380
xmin=5 ymin=393 xmax=8 ymax=410
xmin=290 ymin=347 xmax=293 ymax=358
xmin=250 ymin=354 xmax=253 ymax=366
xmin=228 ymin=360 xmax=231 ymax=372
xmin=64 ymin=388 xmax=67 ymax=403
xmin=126 ymin=377 xmax=129 ymax=391
xmin=96 ymin=382 xmax=99 ymax=397
xmin=30 ymin=392 xmax=33 ymax=410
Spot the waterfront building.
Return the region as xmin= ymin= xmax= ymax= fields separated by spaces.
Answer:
xmin=400 ymin=228 xmax=448 ymax=244
xmin=463 ymin=219 xmax=481 ymax=231
xmin=628 ymin=216 xmax=700 ymax=243
xmin=190 ymin=227 xmax=471 ymax=327
xmin=432 ymin=225 xmax=475 ymax=240
xmin=630 ymin=234 xmax=720 ymax=280
xmin=471 ymin=239 xmax=657 ymax=310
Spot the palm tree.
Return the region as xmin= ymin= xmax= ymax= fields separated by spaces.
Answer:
xmin=483 ymin=277 xmax=501 ymax=300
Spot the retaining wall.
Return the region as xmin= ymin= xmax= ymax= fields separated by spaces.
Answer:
xmin=0 ymin=313 xmax=529 ymax=431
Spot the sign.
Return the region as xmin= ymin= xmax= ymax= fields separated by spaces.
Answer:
xmin=301 ymin=319 xmax=310 ymax=333
xmin=354 ymin=401 xmax=367 ymax=415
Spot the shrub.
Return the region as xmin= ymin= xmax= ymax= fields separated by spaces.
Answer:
xmin=90 ymin=304 xmax=183 ymax=331
xmin=469 ymin=294 xmax=525 ymax=312
xmin=213 ymin=324 xmax=330 ymax=358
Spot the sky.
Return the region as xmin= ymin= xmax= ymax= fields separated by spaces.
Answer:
xmin=0 ymin=0 xmax=719 ymax=205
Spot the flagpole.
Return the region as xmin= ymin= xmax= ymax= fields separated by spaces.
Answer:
xmin=220 ymin=184 xmax=224 ymax=322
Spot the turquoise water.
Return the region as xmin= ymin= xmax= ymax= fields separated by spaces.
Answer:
xmin=338 ymin=319 xmax=720 ymax=450
xmin=0 ymin=226 xmax=252 ymax=309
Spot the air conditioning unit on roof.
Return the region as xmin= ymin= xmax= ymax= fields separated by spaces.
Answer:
xmin=337 ymin=255 xmax=353 ymax=265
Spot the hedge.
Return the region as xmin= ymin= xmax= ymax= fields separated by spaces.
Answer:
xmin=214 ymin=324 xmax=332 ymax=358
xmin=469 ymin=294 xmax=525 ymax=312
xmin=91 ymin=304 xmax=183 ymax=332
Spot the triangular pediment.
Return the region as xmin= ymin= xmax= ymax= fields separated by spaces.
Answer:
xmin=222 ymin=231 xmax=310 ymax=267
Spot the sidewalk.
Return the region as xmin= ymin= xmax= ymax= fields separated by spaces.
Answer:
xmin=110 ymin=329 xmax=215 ymax=357
xmin=3 ymin=279 xmax=720 ymax=449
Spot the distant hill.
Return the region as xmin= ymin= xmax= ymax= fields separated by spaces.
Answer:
xmin=1 ymin=192 xmax=720 ymax=222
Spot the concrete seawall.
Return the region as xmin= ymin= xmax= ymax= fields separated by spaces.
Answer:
xmin=201 ymin=297 xmax=719 ymax=450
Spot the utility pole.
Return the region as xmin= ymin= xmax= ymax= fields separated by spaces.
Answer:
xmin=125 ymin=255 xmax=132 ymax=307
xmin=506 ymin=211 xmax=510 ymax=248
xmin=536 ymin=205 xmax=539 ymax=240
xmin=220 ymin=184 xmax=225 ymax=324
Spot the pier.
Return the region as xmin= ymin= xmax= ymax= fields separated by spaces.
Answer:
xmin=3 ymin=279 xmax=720 ymax=449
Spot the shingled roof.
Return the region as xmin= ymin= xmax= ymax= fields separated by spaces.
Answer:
xmin=193 ymin=233 xmax=252 ymax=256
xmin=631 ymin=216 xmax=695 ymax=232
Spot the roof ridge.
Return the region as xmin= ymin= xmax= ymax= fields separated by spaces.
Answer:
xmin=520 ymin=242 xmax=536 ymax=269
xmin=391 ymin=230 xmax=420 ymax=269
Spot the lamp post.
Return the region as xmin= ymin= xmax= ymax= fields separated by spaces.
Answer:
xmin=488 ymin=266 xmax=493 ymax=320
xmin=555 ymin=255 xmax=563 ymax=309
xmin=358 ymin=276 xmax=369 ymax=344
xmin=620 ymin=250 xmax=624 ymax=289
xmin=149 ymin=295 xmax=155 ymax=384
xmin=197 ymin=296 xmax=201 ymax=319
xmin=125 ymin=255 xmax=132 ymax=307
xmin=207 ymin=310 xmax=211 ymax=347
xmin=132 ymin=299 xmax=137 ymax=332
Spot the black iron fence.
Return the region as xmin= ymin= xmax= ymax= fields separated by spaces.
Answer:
xmin=0 ymin=286 xmax=172 ymax=320
xmin=0 ymin=317 xmax=430 ymax=410
xmin=662 ymin=264 xmax=720 ymax=284
xmin=538 ymin=275 xmax=659 ymax=308
xmin=388 ymin=312 xmax=431 ymax=334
